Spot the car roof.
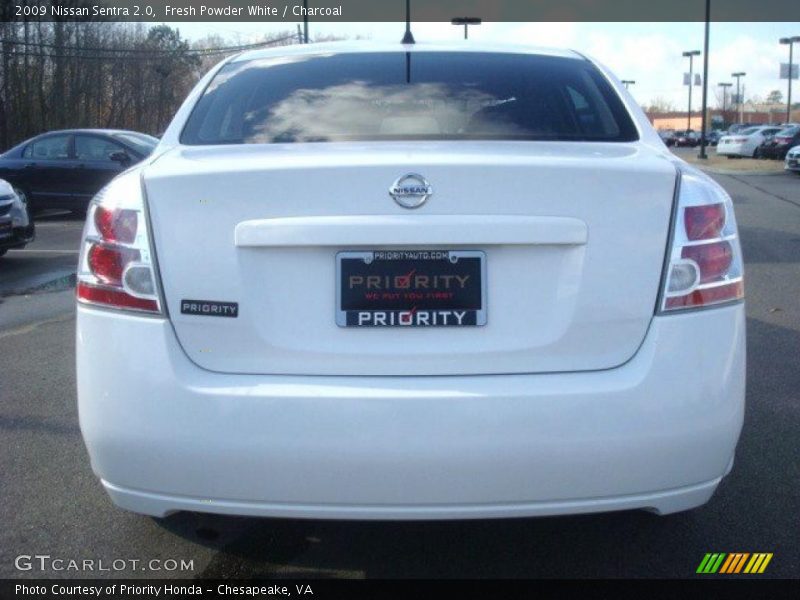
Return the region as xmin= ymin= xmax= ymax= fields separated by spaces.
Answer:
xmin=34 ymin=129 xmax=143 ymax=136
xmin=232 ymin=40 xmax=584 ymax=63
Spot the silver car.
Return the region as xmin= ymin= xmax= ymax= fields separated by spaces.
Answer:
xmin=0 ymin=179 xmax=35 ymax=256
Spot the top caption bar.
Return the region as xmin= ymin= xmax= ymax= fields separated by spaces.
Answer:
xmin=3 ymin=0 xmax=800 ymax=22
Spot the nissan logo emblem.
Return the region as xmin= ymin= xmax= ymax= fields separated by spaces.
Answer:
xmin=389 ymin=173 xmax=433 ymax=209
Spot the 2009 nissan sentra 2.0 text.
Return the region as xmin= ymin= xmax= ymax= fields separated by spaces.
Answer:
xmin=76 ymin=41 xmax=745 ymax=520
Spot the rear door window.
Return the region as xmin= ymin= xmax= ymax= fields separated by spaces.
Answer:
xmin=182 ymin=52 xmax=639 ymax=145
xmin=23 ymin=135 xmax=71 ymax=159
xmin=75 ymin=136 xmax=127 ymax=161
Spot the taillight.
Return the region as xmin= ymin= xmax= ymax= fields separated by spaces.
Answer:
xmin=77 ymin=172 xmax=162 ymax=314
xmin=659 ymin=169 xmax=744 ymax=312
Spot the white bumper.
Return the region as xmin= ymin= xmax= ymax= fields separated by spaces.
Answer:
xmin=77 ymin=303 xmax=746 ymax=519
xmin=716 ymin=143 xmax=745 ymax=156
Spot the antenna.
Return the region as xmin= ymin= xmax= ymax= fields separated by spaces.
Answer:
xmin=402 ymin=0 xmax=415 ymax=44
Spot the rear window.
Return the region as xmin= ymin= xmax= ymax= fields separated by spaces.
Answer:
xmin=181 ymin=52 xmax=639 ymax=145
xmin=113 ymin=133 xmax=158 ymax=155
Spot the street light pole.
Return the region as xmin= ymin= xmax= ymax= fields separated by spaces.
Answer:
xmin=683 ymin=50 xmax=701 ymax=131
xmin=302 ymin=0 xmax=308 ymax=43
xmin=719 ymin=82 xmax=732 ymax=125
xmin=732 ymin=72 xmax=746 ymax=123
xmin=451 ymin=17 xmax=482 ymax=40
xmin=698 ymin=0 xmax=711 ymax=159
xmin=621 ymin=80 xmax=636 ymax=89
xmin=780 ymin=36 xmax=800 ymax=123
xmin=402 ymin=0 xmax=415 ymax=44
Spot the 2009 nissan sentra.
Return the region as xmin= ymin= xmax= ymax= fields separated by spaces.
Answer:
xmin=75 ymin=42 xmax=745 ymax=519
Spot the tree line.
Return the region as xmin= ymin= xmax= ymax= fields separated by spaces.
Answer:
xmin=0 ymin=19 xmax=298 ymax=151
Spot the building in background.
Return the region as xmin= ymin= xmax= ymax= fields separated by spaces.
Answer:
xmin=648 ymin=108 xmax=800 ymax=131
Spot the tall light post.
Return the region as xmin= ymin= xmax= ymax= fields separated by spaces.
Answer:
xmin=732 ymin=72 xmax=746 ymax=123
xmin=402 ymin=0 xmax=415 ymax=44
xmin=451 ymin=17 xmax=481 ymax=39
xmin=621 ymin=80 xmax=636 ymax=89
xmin=719 ymin=82 xmax=732 ymax=125
xmin=698 ymin=0 xmax=710 ymax=159
xmin=302 ymin=0 xmax=308 ymax=43
xmin=780 ymin=36 xmax=800 ymax=123
xmin=683 ymin=50 xmax=701 ymax=131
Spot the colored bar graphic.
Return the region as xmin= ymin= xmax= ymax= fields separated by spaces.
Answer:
xmin=744 ymin=553 xmax=773 ymax=574
xmin=699 ymin=552 xmax=773 ymax=574
xmin=719 ymin=553 xmax=749 ymax=573
xmin=697 ymin=553 xmax=726 ymax=573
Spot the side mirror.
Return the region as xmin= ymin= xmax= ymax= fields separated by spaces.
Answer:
xmin=109 ymin=150 xmax=131 ymax=164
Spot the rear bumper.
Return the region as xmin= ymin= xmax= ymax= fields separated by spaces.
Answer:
xmin=77 ymin=303 xmax=746 ymax=519
xmin=716 ymin=144 xmax=744 ymax=156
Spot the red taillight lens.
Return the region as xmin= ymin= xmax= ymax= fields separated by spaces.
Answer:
xmin=77 ymin=174 xmax=162 ymax=314
xmin=94 ymin=206 xmax=138 ymax=244
xmin=665 ymin=281 xmax=743 ymax=309
xmin=87 ymin=243 xmax=140 ymax=286
xmin=77 ymin=282 xmax=158 ymax=312
xmin=660 ymin=172 xmax=743 ymax=312
xmin=684 ymin=203 xmax=725 ymax=240
xmin=682 ymin=241 xmax=733 ymax=283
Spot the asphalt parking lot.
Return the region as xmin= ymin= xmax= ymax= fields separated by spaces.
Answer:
xmin=1 ymin=169 xmax=799 ymax=579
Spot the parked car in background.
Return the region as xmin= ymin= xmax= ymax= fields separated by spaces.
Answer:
xmin=716 ymin=126 xmax=783 ymax=158
xmin=705 ymin=130 xmax=722 ymax=146
xmin=784 ymin=146 xmax=800 ymax=173
xmin=658 ymin=129 xmax=676 ymax=147
xmin=726 ymin=124 xmax=747 ymax=135
xmin=758 ymin=126 xmax=800 ymax=160
xmin=673 ymin=130 xmax=699 ymax=147
xmin=76 ymin=42 xmax=745 ymax=520
xmin=785 ymin=145 xmax=800 ymax=173
xmin=0 ymin=129 xmax=158 ymax=214
xmin=0 ymin=178 xmax=35 ymax=256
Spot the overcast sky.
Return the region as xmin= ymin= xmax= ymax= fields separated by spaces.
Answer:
xmin=170 ymin=21 xmax=800 ymax=110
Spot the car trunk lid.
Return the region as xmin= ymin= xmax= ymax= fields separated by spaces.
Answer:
xmin=144 ymin=141 xmax=676 ymax=376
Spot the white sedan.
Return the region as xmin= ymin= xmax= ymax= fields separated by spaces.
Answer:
xmin=717 ymin=125 xmax=783 ymax=158
xmin=786 ymin=146 xmax=800 ymax=173
xmin=76 ymin=42 xmax=745 ymax=520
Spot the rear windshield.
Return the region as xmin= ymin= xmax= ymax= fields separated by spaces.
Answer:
xmin=181 ymin=52 xmax=639 ymax=145
xmin=114 ymin=133 xmax=158 ymax=155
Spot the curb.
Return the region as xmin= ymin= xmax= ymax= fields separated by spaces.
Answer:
xmin=695 ymin=167 xmax=787 ymax=176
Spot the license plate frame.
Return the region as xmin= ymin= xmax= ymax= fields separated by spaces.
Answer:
xmin=336 ymin=250 xmax=487 ymax=328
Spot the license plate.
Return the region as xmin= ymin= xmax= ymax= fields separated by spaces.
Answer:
xmin=337 ymin=250 xmax=486 ymax=327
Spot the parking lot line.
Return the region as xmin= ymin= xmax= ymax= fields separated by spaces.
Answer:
xmin=8 ymin=249 xmax=79 ymax=254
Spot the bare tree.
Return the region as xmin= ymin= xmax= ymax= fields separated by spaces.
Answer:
xmin=646 ymin=96 xmax=677 ymax=113
xmin=0 ymin=17 xmax=302 ymax=150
